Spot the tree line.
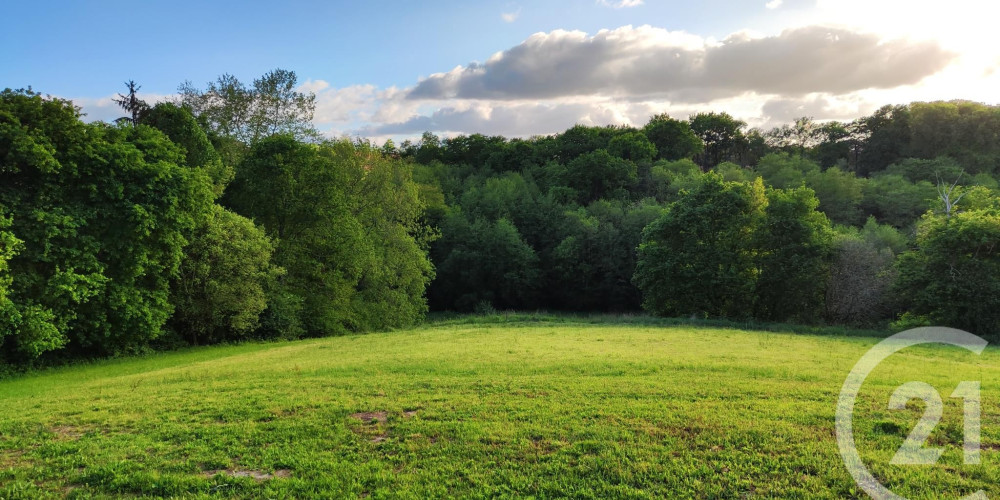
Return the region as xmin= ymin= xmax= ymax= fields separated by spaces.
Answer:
xmin=0 ymin=71 xmax=432 ymax=365
xmin=403 ymin=98 xmax=1000 ymax=337
xmin=3 ymin=68 xmax=1000 ymax=367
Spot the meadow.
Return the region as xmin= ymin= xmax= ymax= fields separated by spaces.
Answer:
xmin=0 ymin=315 xmax=996 ymax=498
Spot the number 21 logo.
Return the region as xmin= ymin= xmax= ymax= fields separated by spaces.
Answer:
xmin=836 ymin=327 xmax=988 ymax=500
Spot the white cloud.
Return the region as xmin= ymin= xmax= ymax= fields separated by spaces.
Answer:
xmin=407 ymin=25 xmax=954 ymax=102
xmin=598 ymin=0 xmax=643 ymax=8
xmin=70 ymin=18 xmax=991 ymax=144
xmin=501 ymin=8 xmax=520 ymax=22
xmin=765 ymin=0 xmax=782 ymax=9
xmin=297 ymin=79 xmax=330 ymax=93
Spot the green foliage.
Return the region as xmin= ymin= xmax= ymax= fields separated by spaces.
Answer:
xmin=860 ymin=174 xmax=936 ymax=228
xmin=809 ymin=121 xmax=852 ymax=168
xmin=459 ymin=172 xmax=564 ymax=250
xmin=607 ymin=130 xmax=657 ymax=163
xmin=895 ymin=210 xmax=1000 ymax=337
xmin=712 ymin=161 xmax=755 ymax=183
xmin=855 ymin=104 xmax=911 ymax=176
xmin=648 ymin=159 xmax=703 ymax=201
xmin=338 ymin=142 xmax=435 ymax=330
xmin=428 ymin=212 xmax=539 ymax=311
xmin=689 ymin=112 xmax=746 ymax=168
xmin=825 ymin=219 xmax=905 ymax=326
xmin=882 ymin=157 xmax=963 ymax=184
xmin=169 ymin=205 xmax=280 ymax=344
xmin=635 ymin=175 xmax=832 ymax=322
xmin=634 ymin=175 xmax=766 ymax=318
xmin=562 ymin=149 xmax=637 ymax=203
xmin=549 ymin=200 xmax=663 ymax=311
xmin=440 ymin=133 xmax=507 ymax=169
xmin=142 ymin=102 xmax=233 ymax=196
xmin=225 ymin=136 xmax=433 ymax=335
xmin=753 ymin=187 xmax=833 ymax=322
xmin=755 ymin=153 xmax=820 ymax=189
xmin=178 ymin=69 xmax=317 ymax=147
xmin=0 ymin=89 xmax=215 ymax=358
xmin=555 ymin=125 xmax=614 ymax=161
xmin=804 ymin=166 xmax=864 ymax=225
xmin=642 ymin=114 xmax=703 ymax=161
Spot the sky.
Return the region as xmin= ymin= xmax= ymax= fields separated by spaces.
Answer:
xmin=3 ymin=0 xmax=998 ymax=142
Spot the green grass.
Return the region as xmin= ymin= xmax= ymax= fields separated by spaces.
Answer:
xmin=0 ymin=316 xmax=997 ymax=498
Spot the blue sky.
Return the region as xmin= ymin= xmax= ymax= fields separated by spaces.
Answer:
xmin=3 ymin=0 xmax=997 ymax=140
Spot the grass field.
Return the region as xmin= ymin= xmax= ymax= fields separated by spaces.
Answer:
xmin=0 ymin=315 xmax=997 ymax=498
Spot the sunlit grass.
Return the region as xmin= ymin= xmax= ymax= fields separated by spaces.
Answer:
xmin=0 ymin=316 xmax=996 ymax=498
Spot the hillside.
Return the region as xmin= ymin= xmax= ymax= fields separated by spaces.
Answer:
xmin=0 ymin=317 xmax=994 ymax=498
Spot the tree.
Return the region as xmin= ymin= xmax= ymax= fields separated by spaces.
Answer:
xmin=428 ymin=212 xmax=540 ymax=311
xmin=895 ymin=209 xmax=1000 ymax=337
xmin=689 ymin=112 xmax=745 ymax=168
xmin=712 ymin=161 xmax=755 ymax=183
xmin=752 ymin=186 xmax=833 ymax=322
xmin=634 ymin=174 xmax=766 ymax=318
xmin=0 ymin=89 xmax=214 ymax=358
xmin=648 ymin=159 xmax=703 ymax=202
xmin=860 ymin=174 xmax=936 ymax=228
xmin=562 ymin=149 xmax=637 ymax=203
xmin=766 ymin=117 xmax=822 ymax=155
xmin=826 ymin=219 xmax=905 ymax=326
xmin=642 ymin=114 xmax=703 ymax=161
xmin=549 ymin=199 xmax=663 ymax=311
xmin=332 ymin=140 xmax=435 ymax=330
xmin=225 ymin=136 xmax=433 ymax=334
xmin=756 ymin=152 xmax=820 ymax=189
xmin=225 ymin=135 xmax=363 ymax=334
xmin=607 ymin=131 xmax=657 ymax=163
xmin=634 ymin=174 xmax=832 ymax=322
xmin=555 ymin=125 xmax=613 ymax=161
xmin=142 ymin=102 xmax=233 ymax=196
xmin=855 ymin=104 xmax=911 ymax=176
xmin=805 ymin=166 xmax=864 ymax=226
xmin=178 ymin=69 xmax=317 ymax=146
xmin=112 ymin=80 xmax=149 ymax=127
xmin=169 ymin=205 xmax=280 ymax=344
xmin=810 ymin=121 xmax=852 ymax=168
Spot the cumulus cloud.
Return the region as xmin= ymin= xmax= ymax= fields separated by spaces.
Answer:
xmin=406 ymin=25 xmax=955 ymax=103
xmin=760 ymin=94 xmax=877 ymax=126
xmin=361 ymin=100 xmax=655 ymax=137
xmin=73 ymin=23 xmax=971 ymax=142
xmin=765 ymin=0 xmax=782 ymax=9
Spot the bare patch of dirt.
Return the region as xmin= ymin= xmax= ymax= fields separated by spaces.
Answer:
xmin=403 ymin=410 xmax=419 ymax=418
xmin=51 ymin=425 xmax=88 ymax=440
xmin=350 ymin=411 xmax=388 ymax=423
xmin=349 ymin=411 xmax=391 ymax=443
xmin=0 ymin=449 xmax=26 ymax=467
xmin=202 ymin=469 xmax=292 ymax=481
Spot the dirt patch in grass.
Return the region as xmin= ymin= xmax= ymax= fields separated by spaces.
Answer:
xmin=350 ymin=411 xmax=388 ymax=423
xmin=51 ymin=425 xmax=90 ymax=440
xmin=0 ymin=449 xmax=26 ymax=467
xmin=203 ymin=469 xmax=291 ymax=481
xmin=349 ymin=411 xmax=392 ymax=443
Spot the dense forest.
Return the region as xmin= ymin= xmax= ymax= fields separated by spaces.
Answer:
xmin=3 ymin=69 xmax=1000 ymax=366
